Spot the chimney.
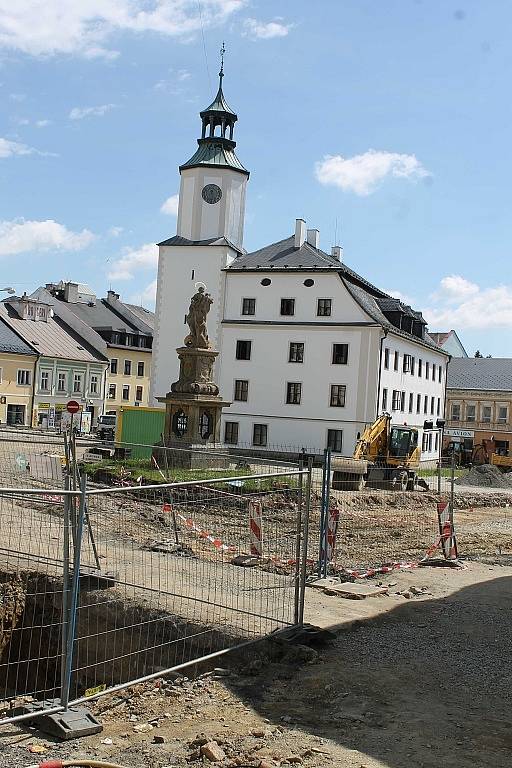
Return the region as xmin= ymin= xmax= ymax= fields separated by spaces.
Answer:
xmin=307 ymin=229 xmax=320 ymax=249
xmin=106 ymin=289 xmax=120 ymax=304
xmin=64 ymin=282 xmax=78 ymax=303
xmin=331 ymin=245 xmax=343 ymax=262
xmin=294 ymin=218 xmax=306 ymax=249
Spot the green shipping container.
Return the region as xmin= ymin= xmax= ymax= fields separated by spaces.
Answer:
xmin=117 ymin=406 xmax=166 ymax=458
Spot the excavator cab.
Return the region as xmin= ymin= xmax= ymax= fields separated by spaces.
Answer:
xmin=388 ymin=426 xmax=418 ymax=462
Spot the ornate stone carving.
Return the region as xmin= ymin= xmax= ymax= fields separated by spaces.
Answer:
xmin=184 ymin=286 xmax=213 ymax=349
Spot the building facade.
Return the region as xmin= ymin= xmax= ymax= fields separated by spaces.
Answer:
xmin=151 ymin=71 xmax=448 ymax=459
xmin=0 ymin=295 xmax=108 ymax=428
xmin=0 ymin=319 xmax=38 ymax=426
xmin=429 ymin=330 xmax=468 ymax=358
xmin=445 ymin=358 xmax=512 ymax=457
xmin=34 ymin=283 xmax=154 ymax=417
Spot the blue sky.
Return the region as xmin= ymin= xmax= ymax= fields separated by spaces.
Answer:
xmin=0 ymin=0 xmax=511 ymax=356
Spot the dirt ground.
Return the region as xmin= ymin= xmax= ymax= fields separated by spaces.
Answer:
xmin=1 ymin=560 xmax=511 ymax=768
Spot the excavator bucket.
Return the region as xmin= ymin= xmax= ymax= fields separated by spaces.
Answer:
xmin=331 ymin=457 xmax=367 ymax=491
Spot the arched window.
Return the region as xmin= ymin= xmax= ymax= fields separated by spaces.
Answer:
xmin=172 ymin=409 xmax=188 ymax=438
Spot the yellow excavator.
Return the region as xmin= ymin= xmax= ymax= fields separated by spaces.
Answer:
xmin=331 ymin=414 xmax=427 ymax=491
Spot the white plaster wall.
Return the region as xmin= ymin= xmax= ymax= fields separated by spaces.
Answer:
xmin=378 ymin=332 xmax=448 ymax=461
xmin=150 ymin=244 xmax=233 ymax=404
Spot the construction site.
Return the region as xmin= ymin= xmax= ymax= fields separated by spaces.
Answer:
xmin=0 ymin=426 xmax=511 ymax=768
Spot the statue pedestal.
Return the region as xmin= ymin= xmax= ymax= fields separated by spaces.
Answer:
xmin=156 ymin=346 xmax=231 ymax=469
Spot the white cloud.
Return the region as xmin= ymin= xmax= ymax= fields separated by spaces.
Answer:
xmin=108 ymin=242 xmax=158 ymax=280
xmin=69 ymin=103 xmax=116 ymax=120
xmin=243 ymin=17 xmax=292 ymax=39
xmin=315 ymin=149 xmax=430 ymax=196
xmin=0 ymin=1 xmax=246 ymax=59
xmin=0 ymin=218 xmax=95 ymax=257
xmin=0 ymin=137 xmax=44 ymax=158
xmin=36 ymin=119 xmax=52 ymax=127
xmin=160 ymin=194 xmax=179 ymax=216
xmin=108 ymin=226 xmax=124 ymax=237
xmin=425 ymin=275 xmax=512 ymax=330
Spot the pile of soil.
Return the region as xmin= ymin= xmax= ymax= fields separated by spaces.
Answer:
xmin=456 ymin=463 xmax=512 ymax=489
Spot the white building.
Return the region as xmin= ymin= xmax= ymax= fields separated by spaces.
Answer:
xmin=151 ymin=69 xmax=448 ymax=460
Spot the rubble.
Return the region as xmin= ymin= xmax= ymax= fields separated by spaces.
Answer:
xmin=455 ymin=464 xmax=512 ymax=489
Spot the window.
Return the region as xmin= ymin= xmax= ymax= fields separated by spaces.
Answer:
xmin=17 ymin=369 xmax=31 ymax=386
xmin=431 ymin=396 xmax=435 ymax=415
xmin=136 ymin=385 xmax=143 ymax=401
xmin=410 ymin=357 xmax=415 ymax=375
xmin=416 ymin=393 xmax=421 ymax=414
xmin=73 ymin=373 xmax=82 ymax=393
xmin=424 ymin=395 xmax=428 ymax=414
xmin=466 ymin=404 xmax=476 ymax=422
xmin=435 ymin=433 xmax=439 ymax=451
xmin=403 ymin=354 xmax=413 ymax=373
xmin=137 ymin=361 xmax=145 ymax=377
xmin=418 ymin=359 xmax=423 ymax=377
xmin=437 ymin=397 xmax=441 ymax=416
xmin=329 ymin=384 xmax=346 ymax=407
xmin=394 ymin=351 xmax=399 ymax=371
xmin=332 ymin=343 xmax=348 ymax=365
xmin=392 ymin=390 xmax=401 ymax=411
xmin=304 ymin=278 xmax=314 ymax=287
xmin=425 ymin=362 xmax=430 ymax=380
xmin=224 ymin=421 xmax=239 ymax=445
xmin=242 ymin=298 xmax=256 ymax=316
xmin=253 ymin=423 xmax=268 ymax=446
xmin=124 ymin=360 xmax=132 ymax=376
xmin=422 ymin=433 xmax=428 ymax=451
xmin=382 ymin=388 xmax=388 ymax=411
xmin=401 ymin=391 xmax=406 ymax=411
xmin=108 ymin=384 xmax=116 ymax=400
xmin=6 ymin=404 xmax=25 ymax=425
xmin=428 ymin=433 xmax=433 ymax=451
xmin=286 ymin=382 xmax=302 ymax=405
xmin=432 ymin=364 xmax=436 ymax=381
xmin=482 ymin=405 xmax=492 ymax=423
xmin=57 ymin=372 xmax=66 ymax=392
xmin=289 ymin=342 xmax=304 ymax=363
xmin=327 ymin=429 xmax=343 ymax=453
xmin=236 ymin=340 xmax=252 ymax=360
xmin=451 ymin=404 xmax=461 ymax=421
xmin=280 ymin=298 xmax=295 ymax=316
xmin=110 ymin=358 xmax=118 ymax=374
xmin=439 ymin=366 xmax=442 ymax=383
xmin=234 ymin=379 xmax=249 ymax=401
xmin=261 ymin=278 xmax=271 ymax=286
xmin=317 ymin=298 xmax=332 ymax=317
xmin=40 ymin=371 xmax=50 ymax=391
xmin=384 ymin=348 xmax=390 ymax=369
xmin=0 ymin=368 xmax=2 ymax=383
xmin=409 ymin=393 xmax=414 ymax=413
xmin=90 ymin=375 xmax=98 ymax=395
xmin=498 ymin=406 xmax=508 ymax=424
xmin=122 ymin=385 xmax=130 ymax=401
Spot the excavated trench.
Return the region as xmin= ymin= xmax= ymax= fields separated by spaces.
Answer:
xmin=0 ymin=569 xmax=245 ymax=706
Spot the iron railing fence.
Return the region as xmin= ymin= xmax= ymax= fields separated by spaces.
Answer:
xmin=0 ymin=452 xmax=311 ymax=728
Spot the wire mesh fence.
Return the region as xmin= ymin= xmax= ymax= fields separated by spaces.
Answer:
xmin=0 ymin=430 xmax=311 ymax=727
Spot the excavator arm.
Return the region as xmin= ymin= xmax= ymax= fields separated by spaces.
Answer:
xmin=353 ymin=414 xmax=390 ymax=460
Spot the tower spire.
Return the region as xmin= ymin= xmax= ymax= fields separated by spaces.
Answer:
xmin=219 ymin=41 xmax=225 ymax=84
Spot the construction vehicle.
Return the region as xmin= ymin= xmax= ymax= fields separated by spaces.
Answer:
xmin=471 ymin=438 xmax=512 ymax=471
xmin=331 ymin=414 xmax=427 ymax=491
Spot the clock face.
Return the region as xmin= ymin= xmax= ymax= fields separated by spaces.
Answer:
xmin=202 ymin=184 xmax=222 ymax=205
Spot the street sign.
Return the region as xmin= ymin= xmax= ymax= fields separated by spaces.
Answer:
xmin=66 ymin=400 xmax=81 ymax=414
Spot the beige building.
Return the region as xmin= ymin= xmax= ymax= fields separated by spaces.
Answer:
xmin=445 ymin=358 xmax=512 ymax=458
xmin=0 ymin=318 xmax=38 ymax=426
xmin=33 ymin=283 xmax=154 ymax=418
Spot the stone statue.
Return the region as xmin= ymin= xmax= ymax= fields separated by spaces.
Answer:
xmin=184 ymin=287 xmax=213 ymax=349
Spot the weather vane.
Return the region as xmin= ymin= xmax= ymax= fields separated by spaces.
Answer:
xmin=220 ymin=41 xmax=225 ymax=78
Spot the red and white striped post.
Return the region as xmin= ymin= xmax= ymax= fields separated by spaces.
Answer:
xmin=249 ymin=500 xmax=263 ymax=557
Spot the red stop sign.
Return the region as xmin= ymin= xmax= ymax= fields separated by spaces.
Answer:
xmin=66 ymin=400 xmax=81 ymax=414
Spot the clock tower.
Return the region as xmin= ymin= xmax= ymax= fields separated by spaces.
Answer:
xmin=150 ymin=52 xmax=250 ymax=403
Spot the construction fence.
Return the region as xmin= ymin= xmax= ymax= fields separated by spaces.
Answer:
xmin=0 ymin=433 xmax=311 ymax=731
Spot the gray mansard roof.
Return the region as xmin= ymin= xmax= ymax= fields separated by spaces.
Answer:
xmin=225 ymin=234 xmax=446 ymax=355
xmin=447 ymin=358 xmax=512 ymax=392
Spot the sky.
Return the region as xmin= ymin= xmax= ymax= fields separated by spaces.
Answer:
xmin=0 ymin=0 xmax=511 ymax=356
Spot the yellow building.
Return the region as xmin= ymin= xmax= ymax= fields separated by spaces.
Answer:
xmin=34 ymin=283 xmax=154 ymax=418
xmin=105 ymin=346 xmax=152 ymax=415
xmin=0 ymin=318 xmax=38 ymax=426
